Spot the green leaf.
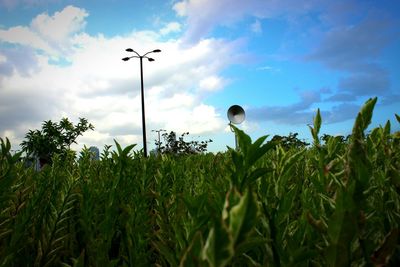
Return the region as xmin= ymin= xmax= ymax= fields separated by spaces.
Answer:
xmin=122 ymin=144 xmax=136 ymax=157
xmin=247 ymin=138 xmax=276 ymax=167
xmin=309 ymin=108 xmax=322 ymax=145
xmin=152 ymin=240 xmax=178 ymax=266
xmin=383 ymin=120 xmax=391 ymax=137
xmin=247 ymin=135 xmax=268 ymax=164
xmin=326 ymin=182 xmax=358 ymax=267
xmin=353 ymin=97 xmax=377 ymax=138
xmin=306 ymin=211 xmax=327 ymax=233
xmin=114 ymin=139 xmax=123 ymax=156
xmin=235 ymin=237 xmax=268 ymax=256
xmin=244 ymin=167 xmax=272 ymax=189
xmin=231 ymin=149 xmax=244 ymax=171
xmin=11 ymin=151 xmax=23 ymax=164
xmin=314 ymin=108 xmax=322 ymax=136
xmin=242 ymin=253 xmax=263 ymax=267
xmin=202 ymin=218 xmax=234 ymax=267
xmin=231 ymin=125 xmax=251 ymax=153
xmin=179 ymin=231 xmax=204 ymax=267
xmin=229 ymin=189 xmax=258 ymax=245
xmin=275 ymin=185 xmax=297 ymax=223
xmin=71 ymin=249 xmax=86 ymax=267
xmin=346 ymin=98 xmax=375 ymax=204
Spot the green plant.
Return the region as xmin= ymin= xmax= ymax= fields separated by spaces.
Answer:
xmin=20 ymin=118 xmax=94 ymax=167
xmin=1 ymin=98 xmax=399 ymax=266
xmin=271 ymin=132 xmax=309 ymax=150
xmin=155 ymin=131 xmax=212 ymax=155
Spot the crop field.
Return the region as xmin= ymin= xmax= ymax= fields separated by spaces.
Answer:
xmin=1 ymin=98 xmax=399 ymax=266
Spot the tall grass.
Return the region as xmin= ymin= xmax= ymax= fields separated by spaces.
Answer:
xmin=1 ymin=97 xmax=399 ymax=266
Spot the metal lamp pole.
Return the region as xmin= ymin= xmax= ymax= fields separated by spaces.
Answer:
xmin=122 ymin=48 xmax=161 ymax=157
xmin=152 ymin=129 xmax=166 ymax=152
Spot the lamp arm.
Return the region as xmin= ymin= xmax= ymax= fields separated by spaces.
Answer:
xmin=131 ymin=50 xmax=141 ymax=57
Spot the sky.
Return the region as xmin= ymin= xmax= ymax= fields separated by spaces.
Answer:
xmin=0 ymin=0 xmax=399 ymax=153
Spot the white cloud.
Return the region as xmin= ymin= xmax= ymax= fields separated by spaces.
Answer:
xmin=173 ymin=0 xmax=319 ymax=43
xmin=0 ymin=53 xmax=6 ymax=63
xmin=0 ymin=5 xmax=88 ymax=57
xmin=160 ymin=22 xmax=181 ymax=35
xmin=0 ymin=5 xmax=240 ymax=151
xmin=161 ymin=104 xmax=223 ymax=134
xmin=173 ymin=1 xmax=187 ymax=17
xmin=31 ymin=5 xmax=88 ymax=43
xmin=0 ymin=26 xmax=56 ymax=55
xmin=199 ymin=76 xmax=225 ymax=92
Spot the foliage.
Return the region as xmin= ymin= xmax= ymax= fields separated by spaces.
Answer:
xmin=20 ymin=118 xmax=94 ymax=167
xmin=155 ymin=131 xmax=212 ymax=155
xmin=271 ymin=132 xmax=309 ymax=150
xmin=1 ymin=98 xmax=400 ymax=266
xmin=320 ymin=133 xmax=348 ymax=145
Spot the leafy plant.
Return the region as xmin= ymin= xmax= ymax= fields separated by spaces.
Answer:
xmin=271 ymin=132 xmax=309 ymax=150
xmin=1 ymin=98 xmax=399 ymax=266
xmin=154 ymin=131 xmax=212 ymax=155
xmin=20 ymin=118 xmax=94 ymax=167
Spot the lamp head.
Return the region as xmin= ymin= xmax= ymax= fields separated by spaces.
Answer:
xmin=125 ymin=48 xmax=134 ymax=52
xmin=122 ymin=57 xmax=130 ymax=61
xmin=227 ymin=105 xmax=245 ymax=124
xmin=153 ymin=49 xmax=161 ymax=53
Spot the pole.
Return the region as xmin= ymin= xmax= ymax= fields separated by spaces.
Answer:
xmin=139 ymin=57 xmax=148 ymax=157
xmin=229 ymin=122 xmax=239 ymax=150
xmin=152 ymin=129 xmax=165 ymax=152
xmin=157 ymin=131 xmax=161 ymax=150
xmin=123 ymin=48 xmax=161 ymax=158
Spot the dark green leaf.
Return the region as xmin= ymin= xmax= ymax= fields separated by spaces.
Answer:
xmin=202 ymin=218 xmax=234 ymax=267
xmin=229 ymin=189 xmax=258 ymax=245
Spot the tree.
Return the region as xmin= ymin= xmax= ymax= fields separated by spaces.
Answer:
xmin=21 ymin=118 xmax=94 ymax=167
xmin=270 ymin=132 xmax=309 ymax=150
xmin=320 ymin=133 xmax=349 ymax=144
xmin=154 ymin=131 xmax=212 ymax=155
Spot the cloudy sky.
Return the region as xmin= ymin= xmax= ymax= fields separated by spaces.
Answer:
xmin=1 ymin=0 xmax=399 ymax=152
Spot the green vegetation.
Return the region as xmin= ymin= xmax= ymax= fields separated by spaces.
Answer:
xmin=20 ymin=117 xmax=94 ymax=167
xmin=155 ymin=131 xmax=213 ymax=155
xmin=1 ymin=97 xmax=399 ymax=266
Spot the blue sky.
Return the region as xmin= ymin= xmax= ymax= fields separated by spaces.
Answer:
xmin=0 ymin=0 xmax=399 ymax=152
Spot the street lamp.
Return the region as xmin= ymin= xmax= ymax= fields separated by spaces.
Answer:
xmin=227 ymin=105 xmax=245 ymax=150
xmin=152 ymin=129 xmax=166 ymax=152
xmin=122 ymin=48 xmax=161 ymax=157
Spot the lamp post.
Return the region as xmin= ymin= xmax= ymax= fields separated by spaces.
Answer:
xmin=227 ymin=105 xmax=245 ymax=150
xmin=152 ymin=129 xmax=166 ymax=150
xmin=122 ymin=48 xmax=161 ymax=157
